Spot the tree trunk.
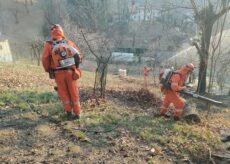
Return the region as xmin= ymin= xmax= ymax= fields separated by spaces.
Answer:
xmin=25 ymin=0 xmax=29 ymax=14
xmin=197 ymin=55 xmax=208 ymax=94
xmin=197 ymin=23 xmax=213 ymax=94
xmin=94 ymin=57 xmax=108 ymax=98
xmin=191 ymin=0 xmax=230 ymax=94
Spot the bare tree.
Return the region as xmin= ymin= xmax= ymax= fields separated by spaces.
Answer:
xmin=116 ymin=0 xmax=129 ymax=23
xmin=24 ymin=0 xmax=29 ymax=14
xmin=30 ymin=39 xmax=43 ymax=66
xmin=0 ymin=2 xmax=5 ymax=33
xmin=208 ymin=5 xmax=228 ymax=94
xmin=216 ymin=59 xmax=230 ymax=94
xmin=42 ymin=0 xmax=62 ymax=25
xmin=190 ymin=0 xmax=230 ymax=94
xmin=41 ymin=0 xmax=68 ymax=37
xmin=10 ymin=0 xmax=20 ymax=24
xmin=81 ymin=30 xmax=113 ymax=98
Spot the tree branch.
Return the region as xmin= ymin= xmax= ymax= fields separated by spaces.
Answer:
xmin=192 ymin=41 xmax=202 ymax=57
xmin=213 ymin=6 xmax=230 ymax=22
xmin=80 ymin=30 xmax=99 ymax=60
xmin=190 ymin=0 xmax=200 ymax=17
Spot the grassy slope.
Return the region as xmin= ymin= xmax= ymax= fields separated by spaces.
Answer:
xmin=0 ymin=62 xmax=230 ymax=163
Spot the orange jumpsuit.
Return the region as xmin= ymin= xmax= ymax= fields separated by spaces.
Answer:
xmin=160 ymin=68 xmax=188 ymax=117
xmin=144 ymin=66 xmax=151 ymax=88
xmin=42 ymin=39 xmax=82 ymax=116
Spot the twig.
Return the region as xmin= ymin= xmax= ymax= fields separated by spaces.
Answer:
xmin=181 ymin=158 xmax=193 ymax=164
xmin=208 ymin=148 xmax=215 ymax=164
xmin=73 ymin=123 xmax=120 ymax=134
xmin=80 ymin=30 xmax=99 ymax=59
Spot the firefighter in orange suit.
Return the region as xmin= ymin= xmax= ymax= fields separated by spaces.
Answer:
xmin=160 ymin=63 xmax=195 ymax=120
xmin=42 ymin=24 xmax=82 ymax=120
xmin=144 ymin=65 xmax=151 ymax=88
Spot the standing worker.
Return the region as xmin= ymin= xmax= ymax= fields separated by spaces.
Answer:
xmin=159 ymin=63 xmax=200 ymax=122
xmin=41 ymin=24 xmax=83 ymax=120
xmin=144 ymin=65 xmax=151 ymax=89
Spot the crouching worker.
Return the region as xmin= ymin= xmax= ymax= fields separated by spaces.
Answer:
xmin=159 ymin=63 xmax=201 ymax=123
xmin=41 ymin=24 xmax=83 ymax=120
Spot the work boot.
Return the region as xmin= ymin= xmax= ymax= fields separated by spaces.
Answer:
xmin=54 ymin=86 xmax=58 ymax=91
xmin=173 ymin=116 xmax=180 ymax=121
xmin=161 ymin=113 xmax=171 ymax=118
xmin=72 ymin=115 xmax=80 ymax=120
xmin=66 ymin=112 xmax=72 ymax=120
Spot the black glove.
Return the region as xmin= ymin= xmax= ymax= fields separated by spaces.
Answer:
xmin=48 ymin=68 xmax=55 ymax=79
xmin=74 ymin=53 xmax=80 ymax=68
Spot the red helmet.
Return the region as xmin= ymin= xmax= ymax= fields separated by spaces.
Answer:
xmin=50 ymin=24 xmax=65 ymax=40
xmin=186 ymin=63 xmax=195 ymax=70
xmin=182 ymin=63 xmax=195 ymax=73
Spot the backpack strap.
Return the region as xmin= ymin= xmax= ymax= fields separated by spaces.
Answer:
xmin=46 ymin=39 xmax=67 ymax=48
xmin=169 ymin=71 xmax=181 ymax=81
xmin=46 ymin=40 xmax=53 ymax=44
xmin=161 ymin=70 xmax=182 ymax=90
xmin=173 ymin=71 xmax=181 ymax=76
xmin=45 ymin=40 xmax=53 ymax=47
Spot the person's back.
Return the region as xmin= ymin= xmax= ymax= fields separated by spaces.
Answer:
xmin=41 ymin=24 xmax=83 ymax=120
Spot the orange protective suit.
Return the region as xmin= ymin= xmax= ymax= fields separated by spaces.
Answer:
xmin=160 ymin=63 xmax=194 ymax=117
xmin=144 ymin=65 xmax=151 ymax=88
xmin=144 ymin=65 xmax=151 ymax=77
xmin=41 ymin=24 xmax=83 ymax=118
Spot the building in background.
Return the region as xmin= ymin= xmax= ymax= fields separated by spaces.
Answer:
xmin=0 ymin=35 xmax=13 ymax=62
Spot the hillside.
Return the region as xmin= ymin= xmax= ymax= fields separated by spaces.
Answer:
xmin=0 ymin=62 xmax=230 ymax=163
xmin=0 ymin=0 xmax=44 ymax=57
xmin=1 ymin=0 xmax=230 ymax=64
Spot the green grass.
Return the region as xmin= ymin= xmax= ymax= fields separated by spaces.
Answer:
xmin=0 ymin=91 xmax=19 ymax=105
xmin=78 ymin=105 xmax=222 ymax=159
xmin=0 ymin=90 xmax=58 ymax=110
xmin=20 ymin=112 xmax=39 ymax=120
xmin=0 ymin=89 xmax=224 ymax=161
xmin=81 ymin=110 xmax=122 ymax=132
xmin=73 ymin=131 xmax=87 ymax=141
xmin=1 ymin=63 xmax=228 ymax=162
xmin=174 ymin=124 xmax=220 ymax=146
xmin=63 ymin=124 xmax=73 ymax=133
xmin=0 ymin=89 xmax=63 ymax=123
